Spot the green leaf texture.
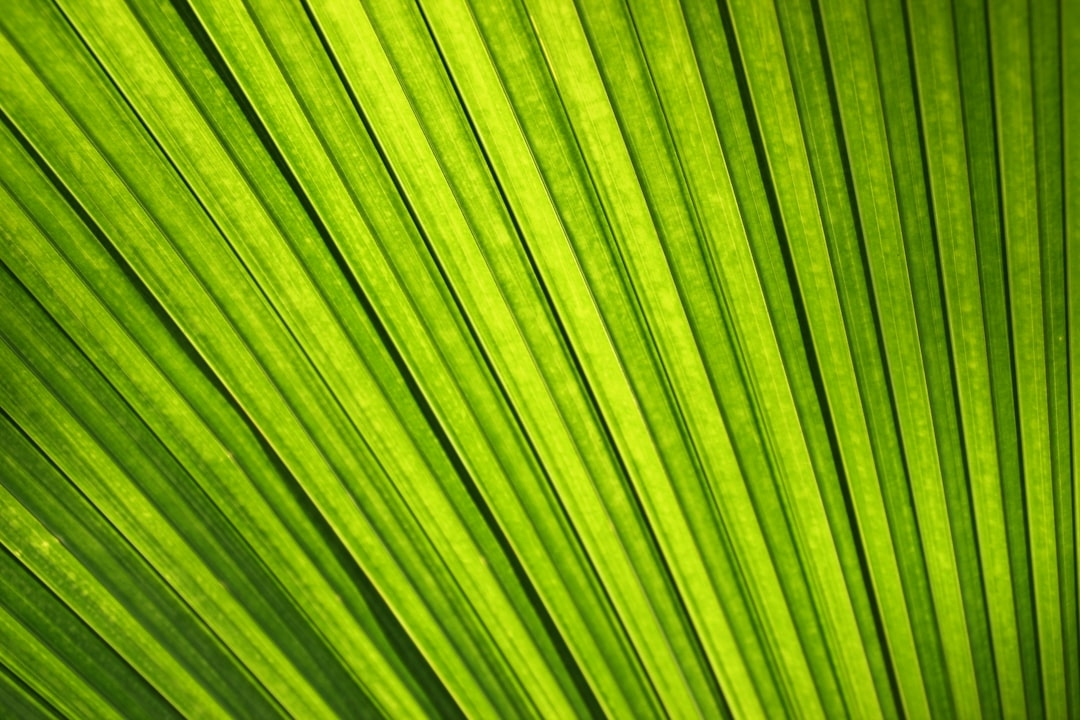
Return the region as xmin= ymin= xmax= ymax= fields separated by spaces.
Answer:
xmin=0 ymin=0 xmax=1075 ymax=717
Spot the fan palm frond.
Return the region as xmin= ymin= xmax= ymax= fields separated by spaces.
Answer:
xmin=0 ymin=0 xmax=1076 ymax=717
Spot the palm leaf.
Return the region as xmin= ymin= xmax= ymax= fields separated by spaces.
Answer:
xmin=0 ymin=0 xmax=1075 ymax=717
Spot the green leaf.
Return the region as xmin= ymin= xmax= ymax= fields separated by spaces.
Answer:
xmin=1 ymin=0 xmax=1074 ymax=717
